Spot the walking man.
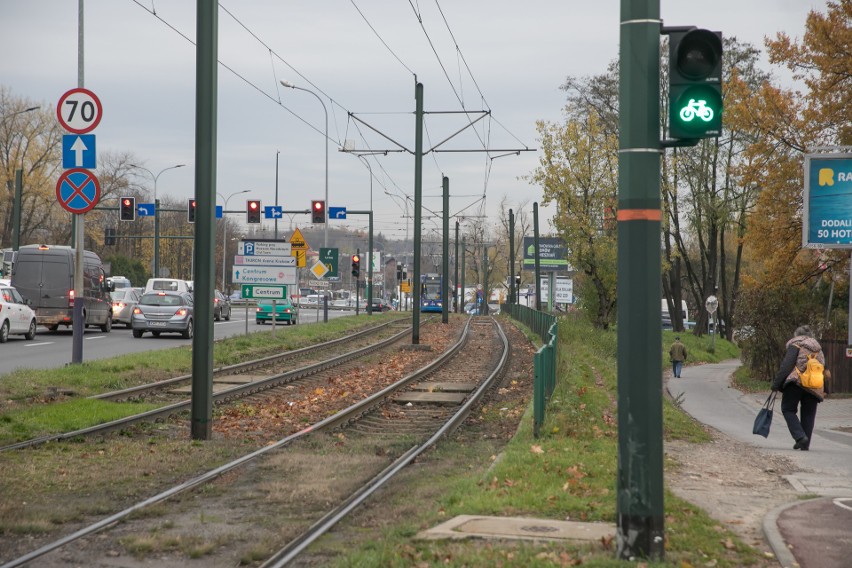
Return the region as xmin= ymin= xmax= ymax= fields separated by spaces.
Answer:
xmin=670 ymin=336 xmax=687 ymax=378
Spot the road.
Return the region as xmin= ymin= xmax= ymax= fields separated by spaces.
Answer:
xmin=0 ymin=306 xmax=357 ymax=374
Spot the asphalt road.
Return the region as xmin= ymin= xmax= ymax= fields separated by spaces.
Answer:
xmin=0 ymin=306 xmax=357 ymax=374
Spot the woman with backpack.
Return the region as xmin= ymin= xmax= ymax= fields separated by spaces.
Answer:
xmin=771 ymin=325 xmax=827 ymax=451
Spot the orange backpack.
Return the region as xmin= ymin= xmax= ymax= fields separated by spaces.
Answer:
xmin=796 ymin=350 xmax=824 ymax=390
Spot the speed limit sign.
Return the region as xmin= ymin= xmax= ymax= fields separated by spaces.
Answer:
xmin=56 ymin=88 xmax=102 ymax=134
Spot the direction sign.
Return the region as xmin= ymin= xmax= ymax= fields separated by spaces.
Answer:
xmin=264 ymin=205 xmax=283 ymax=219
xmin=329 ymin=206 xmax=346 ymax=219
xmin=56 ymin=88 xmax=103 ymax=134
xmin=56 ymin=168 xmax=101 ymax=214
xmin=216 ymin=205 xmax=223 ymax=219
xmin=233 ymin=255 xmax=296 ymax=267
xmin=238 ymin=240 xmax=292 ymax=256
xmin=310 ymin=261 xmax=329 ymax=279
xmin=137 ymin=203 xmax=155 ymax=217
xmin=232 ymin=265 xmax=297 ymax=285
xmin=240 ymin=284 xmax=287 ymax=300
xmin=319 ymin=247 xmax=339 ymax=278
xmin=62 ymin=134 xmax=96 ymax=169
xmin=289 ymin=228 xmax=308 ymax=251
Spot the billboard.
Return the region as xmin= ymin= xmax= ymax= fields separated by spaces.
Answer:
xmin=803 ymin=153 xmax=852 ymax=248
xmin=522 ymin=237 xmax=570 ymax=272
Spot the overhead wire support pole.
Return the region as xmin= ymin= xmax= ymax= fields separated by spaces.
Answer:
xmin=412 ymin=82 xmax=424 ymax=344
xmin=442 ymin=176 xmax=449 ymax=324
xmin=616 ymin=1 xmax=664 ymax=560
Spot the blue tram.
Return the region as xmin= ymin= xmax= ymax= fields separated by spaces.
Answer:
xmin=420 ymin=273 xmax=443 ymax=313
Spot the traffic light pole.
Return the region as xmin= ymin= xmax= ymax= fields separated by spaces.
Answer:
xmin=616 ymin=0 xmax=664 ymax=560
xmin=508 ymin=209 xmax=515 ymax=306
xmin=154 ymin=198 xmax=160 ymax=277
xmin=442 ymin=176 xmax=449 ymax=324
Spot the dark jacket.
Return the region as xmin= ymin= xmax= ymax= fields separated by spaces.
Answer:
xmin=771 ymin=335 xmax=826 ymax=401
xmin=669 ymin=340 xmax=687 ymax=362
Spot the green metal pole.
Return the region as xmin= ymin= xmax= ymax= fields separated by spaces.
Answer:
xmin=533 ymin=202 xmax=541 ymax=311
xmin=454 ymin=220 xmax=459 ymax=313
xmin=460 ymin=237 xmax=466 ymax=312
xmin=616 ymin=0 xmax=664 ymax=560
xmin=191 ymin=0 xmax=218 ymax=441
xmin=442 ymin=176 xmax=449 ymax=324
xmin=12 ymin=170 xmax=22 ymax=251
xmin=508 ymin=208 xmax=515 ymax=306
xmin=412 ymin=82 xmax=424 ymax=343
xmin=482 ymin=244 xmax=488 ymax=314
xmin=367 ymin=211 xmax=373 ymax=315
xmin=154 ymin=199 xmax=160 ymax=277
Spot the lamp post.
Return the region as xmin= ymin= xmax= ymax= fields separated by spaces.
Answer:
xmin=280 ymin=80 xmax=328 ymax=246
xmin=2 ymin=105 xmax=39 ymax=252
xmin=130 ymin=163 xmax=186 ymax=277
xmin=218 ymin=189 xmax=251 ymax=290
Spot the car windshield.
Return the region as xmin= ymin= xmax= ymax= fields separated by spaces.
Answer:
xmin=259 ymin=299 xmax=291 ymax=306
xmin=140 ymin=294 xmax=183 ymax=307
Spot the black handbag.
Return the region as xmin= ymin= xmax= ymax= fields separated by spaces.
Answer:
xmin=753 ymin=392 xmax=777 ymax=438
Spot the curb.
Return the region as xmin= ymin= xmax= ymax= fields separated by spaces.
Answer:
xmin=762 ymin=500 xmax=801 ymax=568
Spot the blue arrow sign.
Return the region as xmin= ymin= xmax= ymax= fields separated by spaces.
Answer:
xmin=329 ymin=206 xmax=346 ymax=219
xmin=62 ymin=134 xmax=96 ymax=169
xmin=264 ymin=205 xmax=283 ymax=219
xmin=216 ymin=205 xmax=223 ymax=219
xmin=137 ymin=203 xmax=155 ymax=217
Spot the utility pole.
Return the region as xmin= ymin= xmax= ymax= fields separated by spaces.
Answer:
xmin=615 ymin=0 xmax=664 ymax=560
xmin=412 ymin=82 xmax=424 ymax=343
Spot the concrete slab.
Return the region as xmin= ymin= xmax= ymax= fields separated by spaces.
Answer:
xmin=394 ymin=391 xmax=467 ymax=405
xmin=411 ymin=381 xmax=477 ymax=393
xmin=169 ymin=383 xmax=237 ymax=395
xmin=417 ymin=515 xmax=615 ymax=543
xmin=213 ymin=374 xmax=267 ymax=385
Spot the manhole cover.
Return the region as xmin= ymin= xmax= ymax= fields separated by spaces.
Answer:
xmin=521 ymin=525 xmax=560 ymax=534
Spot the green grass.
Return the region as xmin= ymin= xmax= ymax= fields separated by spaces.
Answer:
xmin=333 ymin=318 xmax=762 ymax=567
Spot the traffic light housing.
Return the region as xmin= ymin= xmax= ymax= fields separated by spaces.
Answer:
xmin=351 ymin=254 xmax=361 ymax=278
xmin=668 ymin=27 xmax=723 ymax=140
xmin=104 ymin=228 xmax=116 ymax=246
xmin=187 ymin=199 xmax=196 ymax=223
xmin=311 ymin=200 xmax=325 ymax=223
xmin=396 ymin=265 xmax=403 ymax=281
xmin=247 ymin=199 xmax=261 ymax=224
xmin=119 ymin=197 xmax=135 ymax=221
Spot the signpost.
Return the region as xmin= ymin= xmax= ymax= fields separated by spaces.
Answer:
xmin=56 ymin=168 xmax=101 ymax=214
xmin=329 ymin=206 xmax=346 ymax=219
xmin=239 ymin=240 xmax=292 ymax=257
xmin=56 ymin=88 xmax=102 ymax=134
xmin=232 ymin=265 xmax=296 ymax=285
xmin=319 ymin=247 xmax=338 ymax=278
xmin=522 ymin=237 xmax=570 ymax=272
xmin=62 ymin=134 xmax=96 ymax=169
xmin=240 ymin=284 xmax=286 ymax=300
xmin=233 ymin=255 xmax=296 ymax=267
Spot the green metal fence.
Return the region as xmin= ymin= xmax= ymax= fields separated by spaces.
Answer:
xmin=505 ymin=304 xmax=558 ymax=437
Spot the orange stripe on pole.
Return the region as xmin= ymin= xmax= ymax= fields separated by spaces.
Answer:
xmin=617 ymin=209 xmax=661 ymax=221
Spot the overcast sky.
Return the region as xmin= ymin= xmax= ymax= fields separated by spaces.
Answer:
xmin=0 ymin=1 xmax=826 ymax=242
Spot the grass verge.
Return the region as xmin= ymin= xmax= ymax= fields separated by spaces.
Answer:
xmin=324 ymin=317 xmax=766 ymax=567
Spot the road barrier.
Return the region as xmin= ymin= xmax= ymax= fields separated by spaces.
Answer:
xmin=505 ymin=304 xmax=558 ymax=437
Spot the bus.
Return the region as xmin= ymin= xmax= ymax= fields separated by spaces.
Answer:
xmin=420 ymin=273 xmax=443 ymax=313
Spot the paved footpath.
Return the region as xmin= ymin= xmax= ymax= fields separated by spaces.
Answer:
xmin=667 ymin=361 xmax=852 ymax=568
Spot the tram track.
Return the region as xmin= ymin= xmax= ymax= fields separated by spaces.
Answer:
xmin=0 ymin=316 xmax=510 ymax=568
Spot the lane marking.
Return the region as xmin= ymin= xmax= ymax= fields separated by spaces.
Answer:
xmin=834 ymin=497 xmax=852 ymax=512
xmin=25 ymin=342 xmax=55 ymax=347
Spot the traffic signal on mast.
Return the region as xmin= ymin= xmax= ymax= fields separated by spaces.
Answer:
xmin=119 ymin=197 xmax=136 ymax=221
xmin=187 ymin=199 xmax=196 ymax=223
xmin=351 ymin=254 xmax=361 ymax=278
xmin=246 ymin=200 xmax=261 ymax=224
xmin=667 ymin=27 xmax=723 ymax=140
xmin=311 ymin=200 xmax=326 ymax=223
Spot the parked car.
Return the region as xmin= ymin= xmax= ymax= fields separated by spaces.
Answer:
xmin=213 ymin=289 xmax=231 ymax=321
xmin=111 ymin=288 xmax=142 ymax=328
xmin=131 ymin=291 xmax=194 ymax=338
xmin=371 ymin=298 xmax=393 ymax=312
xmin=255 ymin=298 xmax=298 ymax=325
xmin=0 ymin=285 xmax=38 ymax=342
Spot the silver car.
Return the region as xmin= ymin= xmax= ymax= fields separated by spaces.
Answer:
xmin=131 ymin=291 xmax=194 ymax=339
xmin=111 ymin=288 xmax=141 ymax=328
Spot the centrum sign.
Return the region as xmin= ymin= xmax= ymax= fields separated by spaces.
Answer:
xmin=241 ymin=285 xmax=286 ymax=299
xmin=232 ymin=266 xmax=297 ymax=285
xmin=522 ymin=237 xmax=570 ymax=272
xmin=803 ymin=153 xmax=852 ymax=248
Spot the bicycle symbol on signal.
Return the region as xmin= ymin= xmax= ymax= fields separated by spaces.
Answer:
xmin=679 ymin=99 xmax=714 ymax=123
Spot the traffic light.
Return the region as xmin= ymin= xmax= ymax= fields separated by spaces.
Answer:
xmin=119 ymin=197 xmax=135 ymax=221
xmin=247 ymin=199 xmax=261 ymax=224
xmin=515 ymin=274 xmax=521 ymax=287
xmin=351 ymin=254 xmax=361 ymax=278
xmin=311 ymin=200 xmax=325 ymax=223
xmin=104 ymin=228 xmax=116 ymax=246
xmin=668 ymin=28 xmax=723 ymax=140
xmin=396 ymin=265 xmax=403 ymax=281
xmin=187 ymin=199 xmax=196 ymax=223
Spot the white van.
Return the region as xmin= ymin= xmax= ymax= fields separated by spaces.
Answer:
xmin=144 ymin=278 xmax=192 ymax=294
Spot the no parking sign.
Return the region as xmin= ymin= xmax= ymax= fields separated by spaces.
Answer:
xmin=56 ymin=168 xmax=101 ymax=214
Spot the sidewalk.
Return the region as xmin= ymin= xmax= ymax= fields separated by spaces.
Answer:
xmin=667 ymin=361 xmax=852 ymax=568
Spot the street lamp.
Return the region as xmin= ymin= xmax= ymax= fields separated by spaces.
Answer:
xmin=280 ymin=80 xmax=329 ymax=247
xmin=218 ymin=189 xmax=251 ymax=290
xmin=129 ymin=163 xmax=186 ymax=277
